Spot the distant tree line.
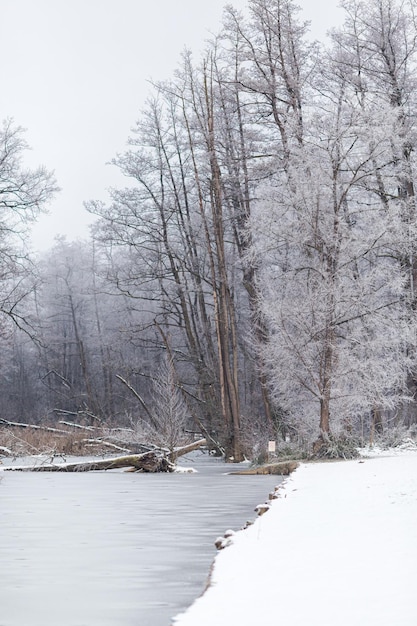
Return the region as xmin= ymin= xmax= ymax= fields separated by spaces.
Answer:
xmin=1 ymin=0 xmax=417 ymax=460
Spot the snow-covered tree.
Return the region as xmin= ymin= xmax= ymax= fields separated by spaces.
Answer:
xmin=329 ymin=0 xmax=417 ymax=425
xmin=251 ymin=29 xmax=417 ymax=448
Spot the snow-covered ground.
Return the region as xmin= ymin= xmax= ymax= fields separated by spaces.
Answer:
xmin=173 ymin=446 xmax=417 ymax=626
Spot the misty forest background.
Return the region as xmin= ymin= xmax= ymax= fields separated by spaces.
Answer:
xmin=2 ymin=0 xmax=417 ymax=461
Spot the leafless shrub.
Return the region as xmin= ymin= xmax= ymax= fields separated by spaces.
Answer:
xmin=149 ymin=357 xmax=190 ymax=452
xmin=374 ymin=426 xmax=417 ymax=450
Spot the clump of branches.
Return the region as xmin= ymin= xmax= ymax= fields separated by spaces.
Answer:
xmin=311 ymin=433 xmax=361 ymax=460
xmin=372 ymin=425 xmax=417 ymax=450
xmin=126 ymin=357 xmax=191 ymax=454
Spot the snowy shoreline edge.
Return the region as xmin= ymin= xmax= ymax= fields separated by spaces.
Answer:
xmin=172 ymin=449 xmax=417 ymax=626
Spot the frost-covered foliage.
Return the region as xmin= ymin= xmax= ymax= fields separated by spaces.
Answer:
xmin=251 ymin=118 xmax=416 ymax=436
xmin=249 ymin=0 xmax=417 ymax=443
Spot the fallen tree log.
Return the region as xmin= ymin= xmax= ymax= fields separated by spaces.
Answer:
xmin=230 ymin=460 xmax=300 ymax=476
xmin=1 ymin=438 xmax=207 ymax=473
xmin=2 ymin=451 xmax=175 ymax=473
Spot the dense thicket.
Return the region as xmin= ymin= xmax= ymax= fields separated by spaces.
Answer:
xmin=2 ymin=0 xmax=417 ymax=459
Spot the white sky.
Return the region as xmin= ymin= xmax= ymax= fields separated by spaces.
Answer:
xmin=0 ymin=0 xmax=344 ymax=251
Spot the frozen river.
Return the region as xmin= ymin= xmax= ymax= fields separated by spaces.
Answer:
xmin=0 ymin=452 xmax=282 ymax=626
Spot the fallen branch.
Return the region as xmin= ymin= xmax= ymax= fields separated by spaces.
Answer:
xmin=116 ymin=375 xmax=160 ymax=429
xmin=0 ymin=418 xmax=68 ymax=435
xmin=59 ymin=421 xmax=96 ymax=432
xmin=53 ymin=409 xmax=101 ymax=423
xmin=81 ymin=438 xmax=132 ymax=453
xmin=102 ymin=439 xmax=158 ymax=454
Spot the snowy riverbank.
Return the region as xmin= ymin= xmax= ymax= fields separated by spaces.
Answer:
xmin=173 ymin=446 xmax=417 ymax=626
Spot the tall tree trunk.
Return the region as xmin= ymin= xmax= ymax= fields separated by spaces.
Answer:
xmin=203 ymin=59 xmax=243 ymax=461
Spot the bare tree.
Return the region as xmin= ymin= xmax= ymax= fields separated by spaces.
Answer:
xmin=150 ymin=355 xmax=189 ymax=452
xmin=88 ymin=58 xmax=249 ymax=460
xmin=0 ymin=118 xmax=57 ymax=333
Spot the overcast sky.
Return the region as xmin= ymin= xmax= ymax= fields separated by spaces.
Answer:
xmin=0 ymin=0 xmax=344 ymax=251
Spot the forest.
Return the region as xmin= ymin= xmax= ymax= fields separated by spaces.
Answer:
xmin=1 ymin=0 xmax=417 ymax=462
